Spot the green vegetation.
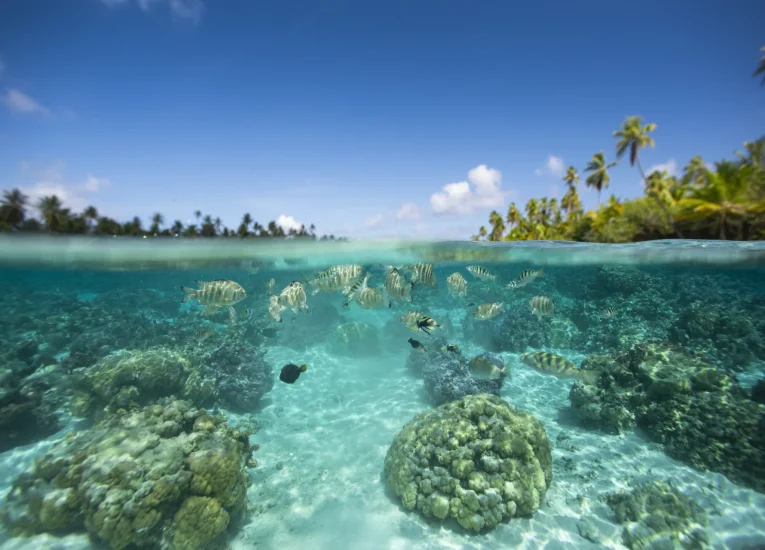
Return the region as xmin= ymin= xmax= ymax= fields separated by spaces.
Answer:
xmin=475 ymin=129 xmax=765 ymax=243
xmin=0 ymin=191 xmax=339 ymax=239
xmin=476 ymin=49 xmax=765 ymax=242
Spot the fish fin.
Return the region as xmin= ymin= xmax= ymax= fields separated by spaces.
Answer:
xmin=180 ymin=286 xmax=197 ymax=303
xmin=580 ymin=370 xmax=600 ymax=386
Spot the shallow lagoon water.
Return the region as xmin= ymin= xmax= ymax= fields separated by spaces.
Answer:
xmin=1 ymin=237 xmax=764 ymax=550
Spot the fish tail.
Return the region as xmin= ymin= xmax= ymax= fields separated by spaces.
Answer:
xmin=500 ymin=366 xmax=508 ymax=377
xmin=180 ymin=286 xmax=197 ymax=303
xmin=300 ymin=364 xmax=307 ymax=372
xmin=580 ymin=370 xmax=600 ymax=386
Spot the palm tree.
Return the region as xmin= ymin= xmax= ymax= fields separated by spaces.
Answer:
xmin=506 ymin=203 xmax=522 ymax=228
xmin=194 ymin=210 xmax=202 ymax=221
xmin=753 ymin=46 xmax=765 ymax=86
xmin=38 ymin=195 xmax=68 ymax=232
xmin=678 ymin=161 xmax=765 ymax=239
xmin=183 ymin=224 xmax=199 ymax=237
xmin=150 ymin=212 xmax=164 ymax=235
xmin=214 ymin=217 xmax=222 ymax=234
xmin=683 ymin=156 xmax=708 ymax=188
xmin=1 ymin=188 xmax=29 ymax=227
xmin=478 ymin=226 xmax=487 ymax=239
xmin=525 ymin=198 xmax=539 ymax=224
xmin=488 ymin=210 xmax=505 ymax=241
xmin=83 ymin=205 xmax=99 ymax=228
xmin=563 ymin=166 xmax=579 ymax=189
xmin=584 ymin=152 xmax=618 ymax=205
xmin=613 ymin=116 xmax=683 ymax=237
xmin=171 ymin=220 xmax=183 ymax=235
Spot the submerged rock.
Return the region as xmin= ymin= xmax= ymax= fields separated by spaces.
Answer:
xmin=606 ymin=480 xmax=709 ymax=549
xmin=384 ymin=394 xmax=551 ymax=532
xmin=405 ymin=340 xmax=505 ymax=406
xmin=0 ymin=399 xmax=257 ymax=550
xmin=570 ymin=342 xmax=765 ymax=492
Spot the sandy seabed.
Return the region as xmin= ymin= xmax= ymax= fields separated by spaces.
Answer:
xmin=2 ymin=338 xmax=765 ymax=550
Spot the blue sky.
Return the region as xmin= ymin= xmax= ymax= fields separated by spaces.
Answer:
xmin=0 ymin=0 xmax=763 ymax=238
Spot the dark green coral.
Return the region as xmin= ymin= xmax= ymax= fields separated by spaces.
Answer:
xmin=605 ymin=480 xmax=709 ymax=549
xmin=384 ymin=394 xmax=552 ymax=532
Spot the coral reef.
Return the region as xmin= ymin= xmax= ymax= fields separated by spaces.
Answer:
xmin=605 ymin=480 xmax=709 ymax=549
xmin=405 ymin=341 xmax=505 ymax=406
xmin=384 ymin=394 xmax=551 ymax=531
xmin=569 ymin=342 xmax=765 ymax=492
xmin=0 ymin=399 xmax=256 ymax=550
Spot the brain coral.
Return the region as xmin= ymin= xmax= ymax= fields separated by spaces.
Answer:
xmin=383 ymin=394 xmax=551 ymax=531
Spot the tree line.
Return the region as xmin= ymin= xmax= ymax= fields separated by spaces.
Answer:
xmin=0 ymin=195 xmax=342 ymax=240
xmin=475 ymin=49 xmax=765 ymax=243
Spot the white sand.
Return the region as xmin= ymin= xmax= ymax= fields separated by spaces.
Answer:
xmin=3 ymin=336 xmax=765 ymax=550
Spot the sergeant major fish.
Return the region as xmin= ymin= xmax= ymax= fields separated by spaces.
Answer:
xmin=506 ymin=269 xmax=543 ymax=289
xmin=520 ymin=351 xmax=600 ymax=385
xmin=446 ymin=272 xmax=468 ymax=298
xmin=468 ymin=355 xmax=508 ymax=380
xmin=529 ymin=295 xmax=554 ymax=321
xmin=408 ymin=263 xmax=436 ymax=287
xmin=180 ymin=279 xmax=247 ymax=318
xmin=278 ymin=281 xmax=310 ymax=314
xmin=268 ymin=295 xmax=287 ymax=323
xmin=466 ymin=265 xmax=496 ymax=281
xmin=385 ymin=268 xmax=413 ymax=304
xmin=471 ymin=302 xmax=505 ymax=320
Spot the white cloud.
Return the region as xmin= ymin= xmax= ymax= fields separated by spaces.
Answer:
xmin=430 ymin=164 xmax=505 ymax=216
xmin=534 ymin=155 xmax=565 ymax=176
xmin=82 ymin=174 xmax=110 ymax=192
xmin=366 ymin=213 xmax=384 ymax=228
xmin=276 ymin=214 xmax=303 ymax=232
xmin=647 ymin=158 xmax=678 ymax=177
xmin=1 ymin=89 xmax=49 ymax=115
xmin=17 ymin=163 xmax=110 ymax=215
xmin=100 ymin=0 xmax=204 ymax=23
xmin=396 ymin=202 xmax=420 ymax=221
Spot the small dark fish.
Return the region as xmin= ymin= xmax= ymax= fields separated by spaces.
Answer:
xmin=408 ymin=338 xmax=428 ymax=352
xmin=280 ymin=363 xmax=307 ymax=384
xmin=441 ymin=343 xmax=461 ymax=357
xmin=416 ymin=316 xmax=440 ymax=335
xmin=260 ymin=328 xmax=279 ymax=338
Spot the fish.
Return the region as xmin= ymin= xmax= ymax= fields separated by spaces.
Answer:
xmin=600 ymin=307 xmax=616 ymax=319
xmin=468 ymin=356 xmax=507 ymax=380
xmin=466 ymin=265 xmax=496 ymax=281
xmin=529 ymin=295 xmax=554 ymax=321
xmin=441 ymin=343 xmax=461 ymax=357
xmin=408 ymin=338 xmax=427 ymax=352
xmin=309 ymin=264 xmax=364 ymax=295
xmin=268 ymin=295 xmax=287 ymax=323
xmin=415 ymin=316 xmax=440 ymax=335
xmin=409 ymin=263 xmax=436 ymax=287
xmin=260 ymin=328 xmax=279 ymax=338
xmin=400 ymin=310 xmax=424 ymax=331
xmin=266 ymin=278 xmax=276 ymax=295
xmin=506 ymin=269 xmax=543 ymax=289
xmin=446 ymin=272 xmax=468 ymax=298
xmin=343 ymin=274 xmax=387 ymax=309
xmin=194 ymin=328 xmax=214 ymax=343
xmin=385 ymin=268 xmax=413 ymax=304
xmin=280 ymin=363 xmax=307 ymax=384
xmin=278 ymin=281 xmax=309 ymax=314
xmin=472 ymin=302 xmax=505 ymax=320
xmin=180 ymin=279 xmax=247 ymax=316
xmin=520 ymin=351 xmax=600 ymax=385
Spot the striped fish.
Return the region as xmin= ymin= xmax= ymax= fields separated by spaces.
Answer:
xmin=529 ymin=295 xmax=554 ymax=320
xmin=385 ymin=268 xmax=413 ymax=304
xmin=278 ymin=281 xmax=309 ymax=314
xmin=466 ymin=265 xmax=496 ymax=281
xmin=506 ymin=269 xmax=543 ymax=289
xmin=520 ymin=351 xmax=600 ymax=385
xmin=268 ymin=295 xmax=286 ymax=323
xmin=409 ymin=263 xmax=436 ymax=287
xmin=599 ymin=307 xmax=616 ymax=319
xmin=181 ymin=279 xmax=247 ymax=316
xmin=472 ymin=301 xmax=505 ymax=320
xmin=446 ymin=272 xmax=468 ymax=298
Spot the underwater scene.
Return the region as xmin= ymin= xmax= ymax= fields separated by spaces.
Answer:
xmin=1 ymin=238 xmax=765 ymax=550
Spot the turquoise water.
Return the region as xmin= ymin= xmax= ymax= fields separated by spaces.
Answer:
xmin=1 ymin=237 xmax=764 ymax=550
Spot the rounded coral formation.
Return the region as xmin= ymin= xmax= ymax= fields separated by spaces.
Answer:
xmin=383 ymin=394 xmax=551 ymax=531
xmin=0 ymin=399 xmax=256 ymax=550
xmin=605 ymin=480 xmax=709 ymax=549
